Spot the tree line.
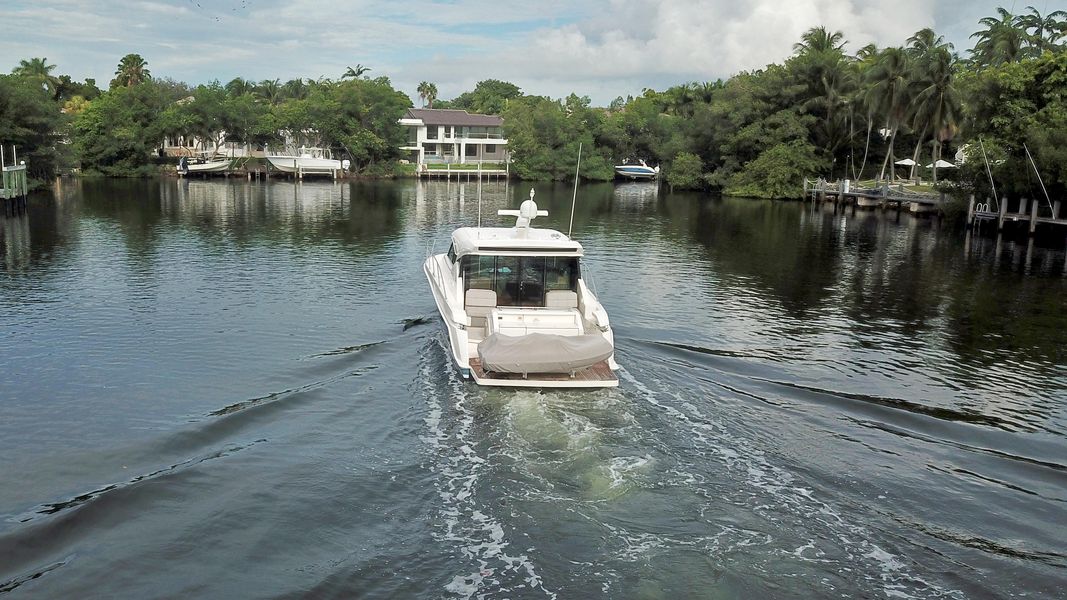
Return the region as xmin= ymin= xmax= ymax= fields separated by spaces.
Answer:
xmin=0 ymin=6 xmax=1064 ymax=202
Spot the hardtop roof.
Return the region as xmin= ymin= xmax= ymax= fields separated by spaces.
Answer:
xmin=451 ymin=227 xmax=583 ymax=257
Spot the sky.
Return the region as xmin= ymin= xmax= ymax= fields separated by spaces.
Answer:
xmin=1 ymin=0 xmax=1031 ymax=105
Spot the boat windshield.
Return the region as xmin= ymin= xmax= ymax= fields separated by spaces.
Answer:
xmin=462 ymin=255 xmax=579 ymax=307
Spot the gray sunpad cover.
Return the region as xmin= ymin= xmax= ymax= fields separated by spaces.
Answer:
xmin=478 ymin=333 xmax=613 ymax=374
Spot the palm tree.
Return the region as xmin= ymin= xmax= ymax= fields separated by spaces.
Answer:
xmin=1018 ymin=5 xmax=1067 ymax=53
xmin=13 ymin=57 xmax=58 ymax=95
xmin=696 ymin=80 xmax=720 ymax=103
xmin=256 ymin=79 xmax=282 ymax=104
xmin=225 ymin=77 xmax=255 ymax=97
xmin=905 ymin=28 xmax=955 ymax=178
xmin=281 ymin=78 xmax=308 ymax=101
xmin=662 ymin=83 xmax=697 ymax=117
xmin=865 ymin=47 xmax=911 ymax=182
xmin=852 ymin=44 xmax=880 ymax=179
xmin=909 ymin=47 xmax=961 ymax=184
xmin=804 ymin=58 xmax=856 ymax=160
xmin=341 ymin=64 xmax=371 ymax=79
xmin=907 ymin=28 xmax=953 ymax=58
xmin=793 ymin=26 xmax=846 ymax=55
xmin=112 ymin=53 xmax=151 ymax=88
xmin=970 ymin=8 xmax=1027 ymax=67
xmin=416 ymin=81 xmax=438 ymax=108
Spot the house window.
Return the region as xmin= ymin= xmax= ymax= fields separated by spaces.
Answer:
xmin=485 ymin=145 xmax=496 ymax=154
xmin=465 ymin=145 xmax=478 ymax=157
xmin=426 ymin=126 xmax=438 ymax=140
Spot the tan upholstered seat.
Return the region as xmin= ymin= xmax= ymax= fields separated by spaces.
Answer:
xmin=465 ymin=289 xmax=497 ymax=342
xmin=544 ymin=290 xmax=578 ymax=309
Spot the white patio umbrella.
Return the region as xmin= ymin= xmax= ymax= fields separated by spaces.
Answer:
xmin=924 ymin=159 xmax=956 ymax=168
xmin=894 ymin=158 xmax=917 ymax=166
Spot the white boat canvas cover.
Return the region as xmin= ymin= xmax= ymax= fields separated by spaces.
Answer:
xmin=478 ymin=332 xmax=613 ymax=375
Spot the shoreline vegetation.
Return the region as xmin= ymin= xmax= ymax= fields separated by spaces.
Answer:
xmin=1 ymin=6 xmax=1065 ymax=207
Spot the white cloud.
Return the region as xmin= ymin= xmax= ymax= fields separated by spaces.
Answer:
xmin=3 ymin=0 xmax=1006 ymax=104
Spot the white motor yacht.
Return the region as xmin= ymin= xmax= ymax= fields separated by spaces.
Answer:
xmin=424 ymin=191 xmax=619 ymax=388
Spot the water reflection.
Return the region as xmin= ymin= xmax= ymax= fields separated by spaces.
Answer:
xmin=2 ymin=178 xmax=1065 ymax=598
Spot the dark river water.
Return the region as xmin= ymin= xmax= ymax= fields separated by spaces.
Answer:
xmin=1 ymin=178 xmax=1065 ymax=599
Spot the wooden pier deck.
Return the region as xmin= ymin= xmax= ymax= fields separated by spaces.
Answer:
xmin=2 ymin=163 xmax=29 ymax=216
xmin=803 ymin=178 xmax=946 ymax=213
xmin=967 ymin=196 xmax=1065 ymax=234
xmin=417 ymin=164 xmax=509 ymax=181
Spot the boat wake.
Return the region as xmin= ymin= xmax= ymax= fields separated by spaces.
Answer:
xmin=618 ymin=366 xmax=967 ymax=599
xmin=418 ymin=335 xmax=556 ymax=599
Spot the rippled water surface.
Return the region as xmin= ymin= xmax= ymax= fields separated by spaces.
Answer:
xmin=1 ymin=178 xmax=1065 ymax=598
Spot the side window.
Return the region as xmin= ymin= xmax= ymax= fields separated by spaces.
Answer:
xmin=462 ymin=255 xmax=496 ymax=291
xmin=545 ymin=258 xmax=579 ymax=292
xmin=494 ymin=256 xmax=519 ymax=306
xmin=447 ymin=243 xmax=456 ymax=264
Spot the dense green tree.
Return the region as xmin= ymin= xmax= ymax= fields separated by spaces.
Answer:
xmin=667 ymin=152 xmax=704 ymax=190
xmin=958 ymin=49 xmax=1067 ymax=201
xmin=0 ymin=74 xmax=65 ymax=179
xmin=724 ymin=139 xmax=823 ymax=198
xmin=12 ymin=57 xmax=59 ymax=97
xmin=75 ymin=80 xmax=169 ymax=175
xmin=54 ymin=75 xmax=101 ymax=102
xmin=452 ymin=79 xmax=522 ymax=114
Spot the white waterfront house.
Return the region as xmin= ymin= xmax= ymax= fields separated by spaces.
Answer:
xmin=399 ymin=108 xmax=508 ymax=168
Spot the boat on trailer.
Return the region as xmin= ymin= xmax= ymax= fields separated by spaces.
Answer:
xmin=424 ymin=191 xmax=619 ymax=388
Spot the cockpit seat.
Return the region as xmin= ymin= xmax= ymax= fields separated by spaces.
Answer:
xmin=465 ymin=289 xmax=497 ymax=342
xmin=544 ymin=289 xmax=578 ymax=309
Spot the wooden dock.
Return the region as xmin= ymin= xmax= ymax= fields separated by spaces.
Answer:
xmin=417 ymin=163 xmax=509 ymax=181
xmin=802 ymin=178 xmax=947 ymax=213
xmin=1 ymin=159 xmax=29 ymax=216
xmin=967 ymin=195 xmax=1066 ymax=235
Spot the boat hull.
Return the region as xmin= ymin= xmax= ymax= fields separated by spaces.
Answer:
xmin=183 ymin=160 xmax=232 ymax=174
xmin=266 ymin=156 xmax=342 ymax=174
xmin=614 ymin=166 xmax=658 ymax=180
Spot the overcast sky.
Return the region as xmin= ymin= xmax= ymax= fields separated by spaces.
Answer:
xmin=2 ymin=0 xmax=1023 ymax=104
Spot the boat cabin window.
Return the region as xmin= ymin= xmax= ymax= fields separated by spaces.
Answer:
xmin=462 ymin=255 xmax=579 ymax=307
xmin=447 ymin=243 xmax=457 ymax=264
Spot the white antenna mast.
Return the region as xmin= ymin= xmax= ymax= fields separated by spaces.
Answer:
xmin=979 ymin=137 xmax=999 ymax=211
xmin=1023 ymin=143 xmax=1053 ymax=211
xmin=568 ymin=142 xmax=582 ymax=238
